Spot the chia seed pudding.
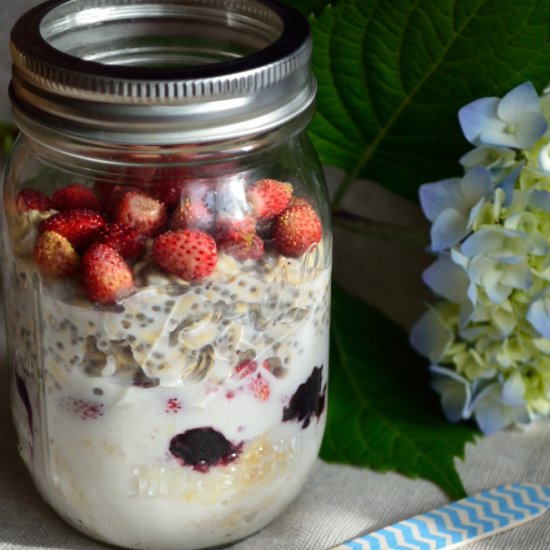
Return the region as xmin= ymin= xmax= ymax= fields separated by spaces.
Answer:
xmin=6 ymin=178 xmax=331 ymax=549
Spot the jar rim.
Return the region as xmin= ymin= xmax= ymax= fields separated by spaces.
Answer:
xmin=9 ymin=0 xmax=316 ymax=145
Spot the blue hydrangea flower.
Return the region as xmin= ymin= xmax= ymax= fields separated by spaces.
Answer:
xmin=458 ymin=82 xmax=547 ymax=150
xmin=459 ymin=227 xmax=533 ymax=304
xmin=413 ymin=80 xmax=550 ymax=435
xmin=419 ymin=167 xmax=494 ymax=251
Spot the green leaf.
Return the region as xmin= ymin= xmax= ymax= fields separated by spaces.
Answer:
xmin=282 ymin=0 xmax=335 ymax=18
xmin=307 ymin=0 xmax=550 ymax=204
xmin=321 ymin=285 xmax=478 ymax=499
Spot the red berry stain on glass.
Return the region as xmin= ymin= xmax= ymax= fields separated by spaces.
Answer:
xmin=61 ymin=397 xmax=104 ymax=420
xmin=165 ymin=397 xmax=182 ymax=413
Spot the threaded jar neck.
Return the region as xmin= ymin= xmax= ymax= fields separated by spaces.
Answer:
xmin=10 ymin=0 xmax=315 ymax=146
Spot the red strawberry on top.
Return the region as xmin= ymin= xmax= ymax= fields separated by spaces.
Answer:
xmin=218 ymin=232 xmax=264 ymax=261
xmin=111 ymin=190 xmax=167 ymax=236
xmin=272 ymin=202 xmax=322 ymax=257
xmin=152 ymin=229 xmax=217 ymax=281
xmin=39 ymin=209 xmax=105 ymax=250
xmin=33 ymin=231 xmax=79 ymax=278
xmin=51 ymin=183 xmax=101 ymax=211
xmin=15 ymin=188 xmax=53 ymax=213
xmin=170 ymin=197 xmax=214 ymax=231
xmin=247 ymin=178 xmax=293 ymax=222
xmin=81 ymin=243 xmax=135 ymax=305
xmin=92 ymin=222 xmax=146 ymax=260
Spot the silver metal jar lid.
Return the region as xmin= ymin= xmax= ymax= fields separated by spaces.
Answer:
xmin=9 ymin=0 xmax=315 ymax=145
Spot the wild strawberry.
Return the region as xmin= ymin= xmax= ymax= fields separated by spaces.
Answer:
xmin=152 ymin=229 xmax=217 ymax=281
xmin=103 ymin=185 xmax=142 ymax=217
xmin=151 ymin=178 xmax=186 ymax=207
xmin=111 ymin=190 xmax=167 ymax=236
xmin=272 ymin=203 xmax=322 ymax=257
xmin=247 ymin=179 xmax=293 ymax=222
xmin=170 ymin=197 xmax=214 ymax=231
xmin=93 ymin=180 xmax=117 ymax=209
xmin=218 ymin=232 xmax=264 ymax=261
xmin=81 ymin=243 xmax=135 ymax=305
xmin=187 ymin=181 xmax=216 ymax=210
xmin=288 ymin=196 xmax=314 ymax=209
xmin=39 ymin=209 xmax=105 ymax=250
xmin=214 ymin=214 xmax=256 ymax=239
xmin=92 ymin=222 xmax=146 ymax=259
xmin=248 ymin=373 xmax=270 ymax=401
xmin=33 ymin=231 xmax=79 ymax=278
xmin=15 ymin=188 xmax=53 ymax=213
xmin=51 ymin=183 xmax=100 ymax=211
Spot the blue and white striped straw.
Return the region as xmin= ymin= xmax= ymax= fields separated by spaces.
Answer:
xmin=331 ymin=483 xmax=550 ymax=550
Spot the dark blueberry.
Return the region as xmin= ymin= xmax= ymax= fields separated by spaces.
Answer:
xmin=16 ymin=373 xmax=33 ymax=437
xmin=283 ymin=365 xmax=326 ymax=429
xmin=169 ymin=427 xmax=242 ymax=473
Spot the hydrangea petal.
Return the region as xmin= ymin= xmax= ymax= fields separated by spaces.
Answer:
xmin=503 ymin=212 xmax=547 ymax=256
xmin=527 ymin=296 xmax=550 ymax=338
xmin=502 ymin=372 xmax=526 ymax=407
xmin=458 ymin=97 xmax=499 ymax=145
xmin=538 ymin=143 xmax=550 ymax=173
xmin=468 ymin=255 xmax=495 ymax=282
xmin=422 ymin=255 xmax=469 ymax=302
xmin=419 ymin=179 xmax=464 ymax=221
xmin=492 ymin=308 xmax=517 ymax=336
xmin=515 ymin=111 xmax=548 ymax=150
xmin=461 ymin=226 xmax=532 ymax=262
xmin=533 ymin=338 xmax=550 ymax=354
xmin=410 ymin=308 xmax=453 ymax=364
xmin=461 ymin=228 xmax=504 ymax=258
xmin=430 ymin=208 xmax=468 ymax=251
xmin=479 ymin=125 xmax=519 ymax=149
xmin=482 ymin=270 xmax=512 ymax=304
xmin=459 ymin=146 xmax=516 ymax=170
xmin=499 ymin=262 xmax=532 ymax=289
xmin=528 ymin=189 xmax=550 ymax=212
xmin=466 ymin=281 xmax=478 ymax=310
xmin=496 ymin=81 xmax=541 ymax=124
xmin=430 ymin=366 xmax=472 ymax=422
xmin=497 ymin=162 xmax=523 ymax=207
xmin=460 ymin=167 xmax=494 ymax=205
xmin=472 ymin=383 xmax=529 ymax=434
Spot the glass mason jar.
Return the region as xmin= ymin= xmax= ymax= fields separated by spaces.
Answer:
xmin=2 ymin=1 xmax=331 ymax=549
